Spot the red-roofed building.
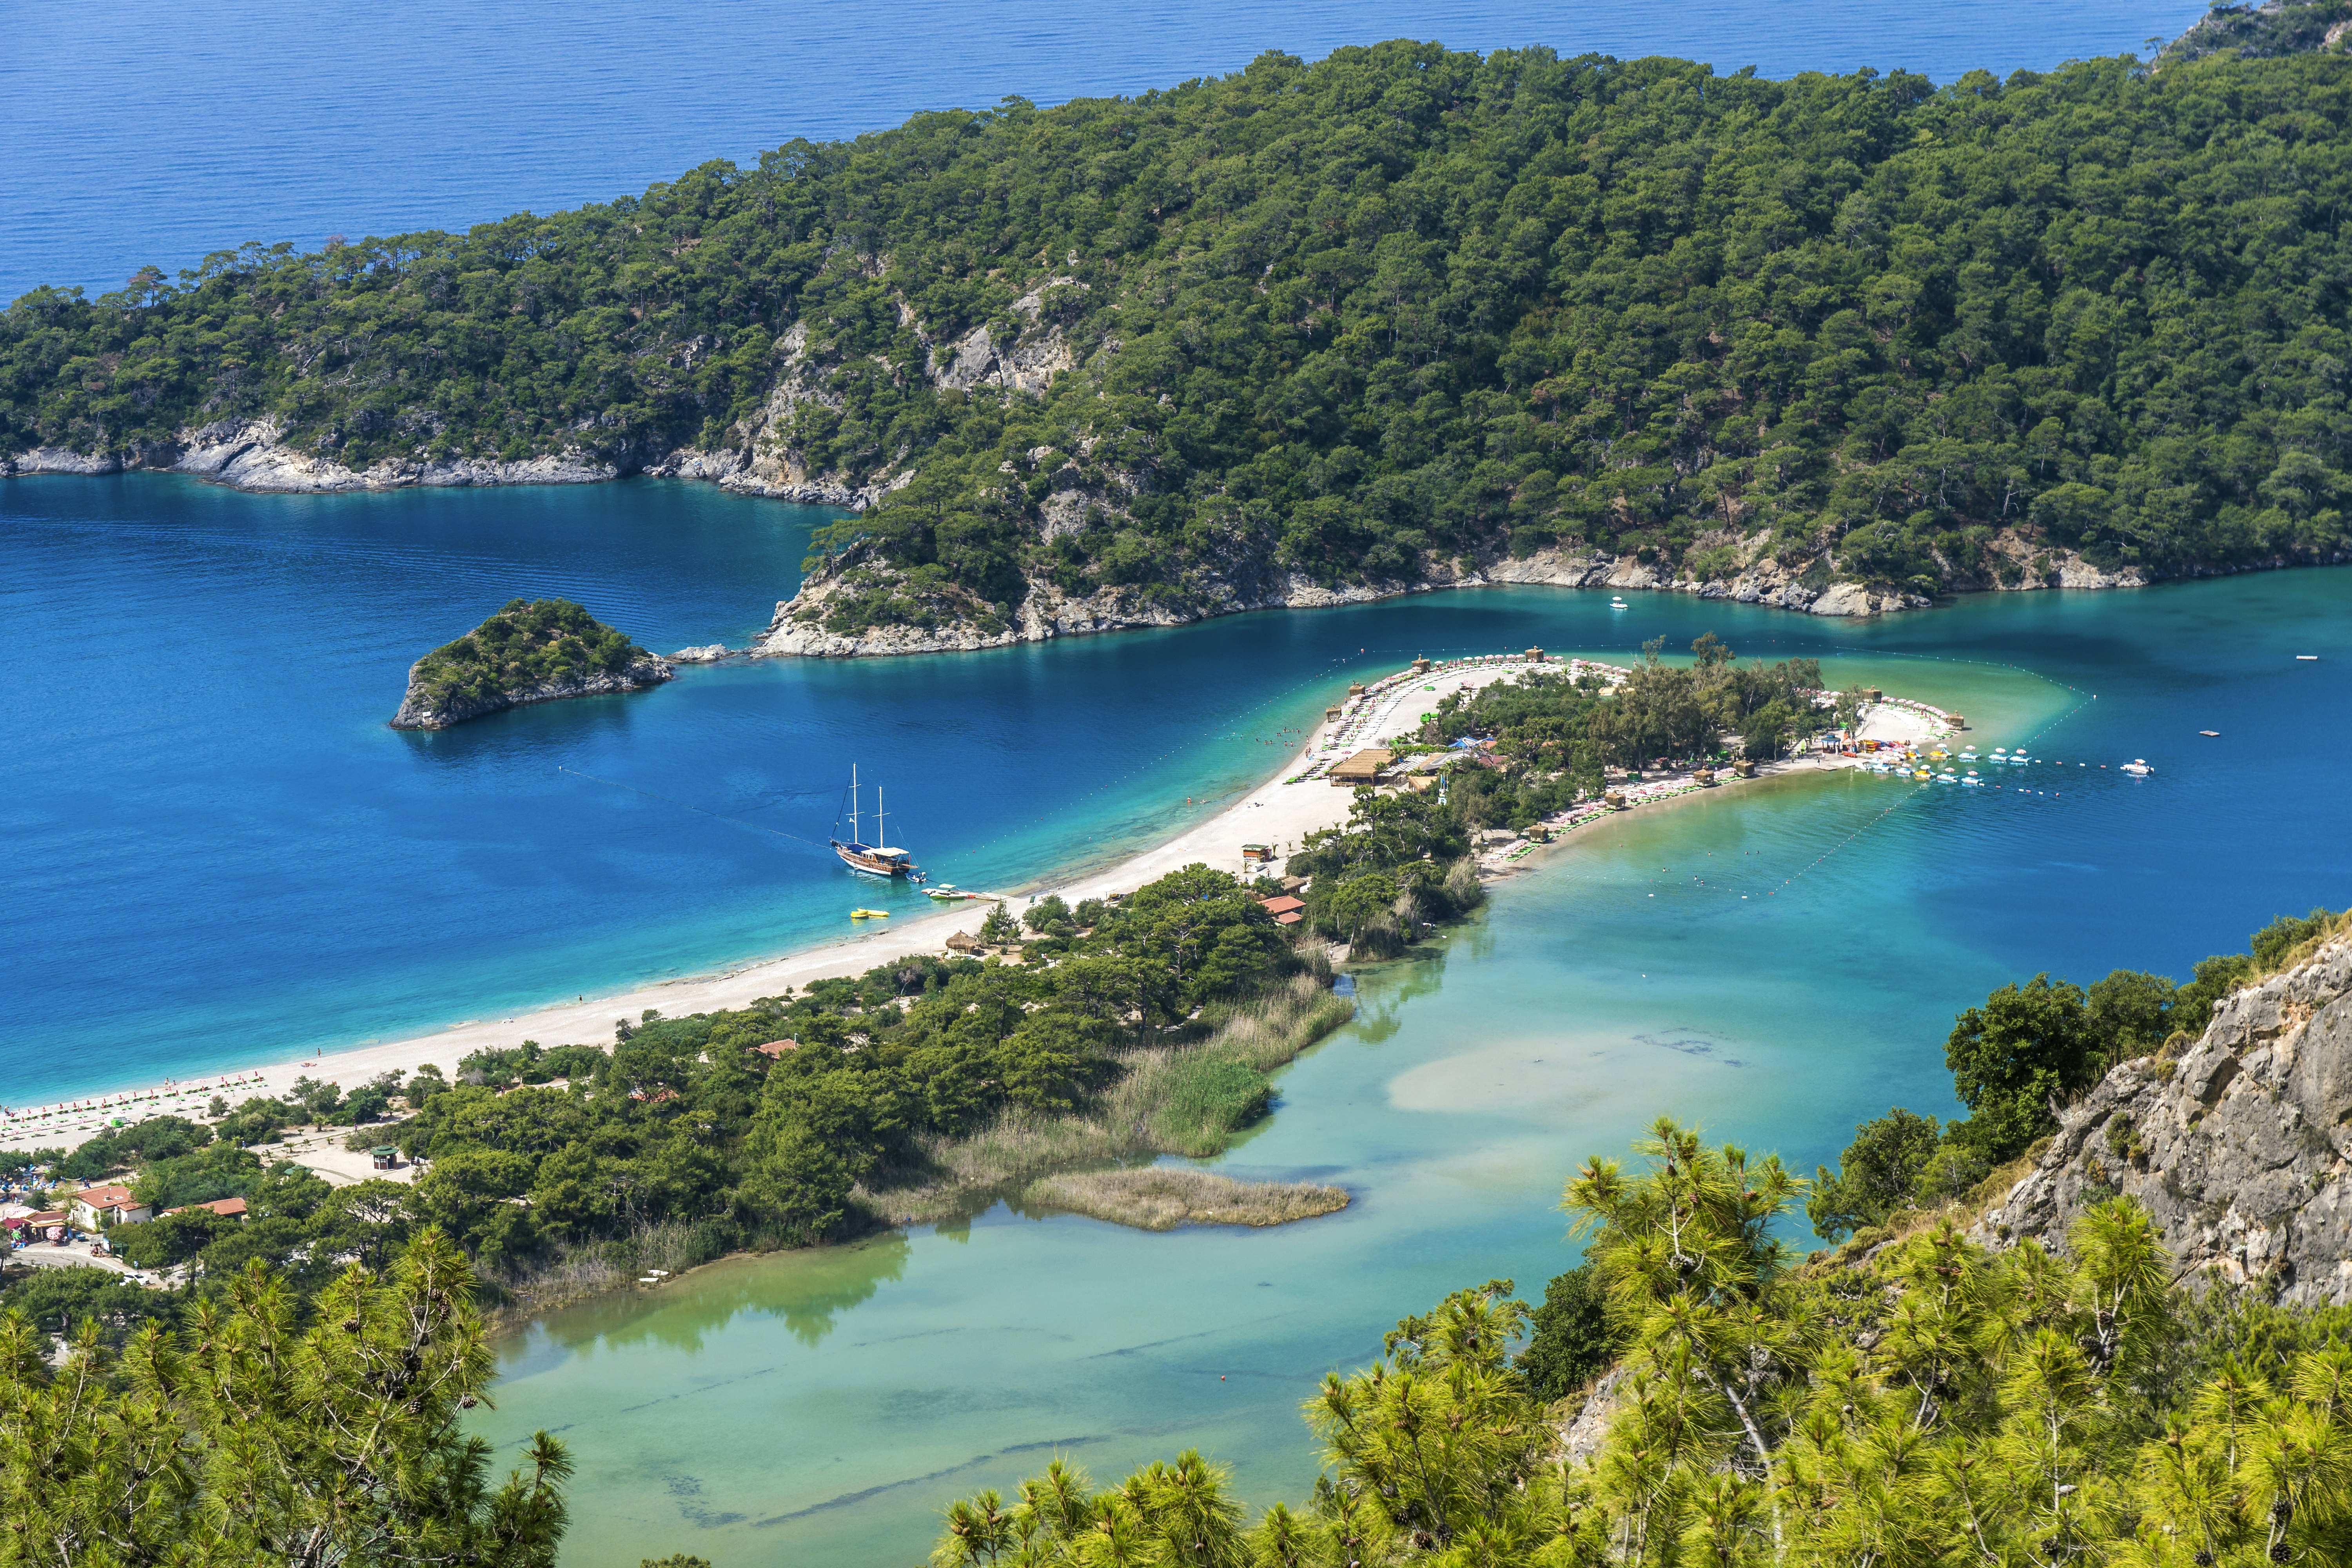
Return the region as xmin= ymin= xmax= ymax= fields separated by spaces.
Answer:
xmin=69 ymin=1184 xmax=151 ymax=1227
xmin=162 ymin=1197 xmax=248 ymax=1221
xmin=754 ymin=1040 xmax=799 ymax=1058
xmin=1258 ymin=895 xmax=1306 ymax=927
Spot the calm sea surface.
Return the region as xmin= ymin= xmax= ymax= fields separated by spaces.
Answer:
xmin=463 ymin=559 xmax=2350 ymax=1568
xmin=5 ymin=475 xmax=2349 ymax=1564
xmin=2 ymin=0 xmax=2208 ymax=305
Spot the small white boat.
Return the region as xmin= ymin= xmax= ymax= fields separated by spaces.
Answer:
xmin=1609 ymin=597 xmax=1629 ymax=610
xmin=2121 ymin=759 xmax=2153 ymax=776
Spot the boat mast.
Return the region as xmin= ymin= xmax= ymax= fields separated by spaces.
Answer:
xmin=878 ymin=786 xmax=887 ymax=847
xmin=850 ymin=764 xmax=860 ymax=843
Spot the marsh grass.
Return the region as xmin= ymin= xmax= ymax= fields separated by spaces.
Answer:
xmin=483 ymin=1215 xmax=740 ymax=1321
xmin=856 ymin=975 xmax=1354 ymax=1226
xmin=1023 ymin=1167 xmax=1349 ymax=1231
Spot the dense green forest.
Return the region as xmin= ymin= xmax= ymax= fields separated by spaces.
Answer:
xmin=932 ymin=907 xmax=2352 ymax=1568
xmin=4 ymin=866 xmax=1343 ymax=1318
xmin=7 ymin=41 xmax=2352 ymax=635
xmin=404 ymin=597 xmax=658 ymax=709
xmin=0 ymin=1234 xmax=578 ymax=1565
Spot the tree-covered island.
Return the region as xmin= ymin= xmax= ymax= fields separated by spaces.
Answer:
xmin=8 ymin=17 xmax=2352 ymax=652
xmin=391 ymin=597 xmax=673 ymax=729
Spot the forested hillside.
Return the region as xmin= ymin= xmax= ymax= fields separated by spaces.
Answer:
xmin=7 ymin=43 xmax=2352 ymax=640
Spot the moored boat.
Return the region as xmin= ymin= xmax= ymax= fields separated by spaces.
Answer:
xmin=831 ymin=766 xmax=924 ymax=881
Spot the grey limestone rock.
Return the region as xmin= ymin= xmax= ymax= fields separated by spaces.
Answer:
xmin=1975 ymin=935 xmax=2352 ymax=1306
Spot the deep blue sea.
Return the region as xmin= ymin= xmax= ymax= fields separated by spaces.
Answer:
xmin=4 ymin=470 xmax=2348 ymax=1118
xmin=3 ymin=0 xmax=2209 ymax=305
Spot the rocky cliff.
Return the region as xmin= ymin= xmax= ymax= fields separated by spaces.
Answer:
xmin=1976 ymin=930 xmax=2352 ymax=1307
xmin=390 ymin=654 xmax=673 ymax=730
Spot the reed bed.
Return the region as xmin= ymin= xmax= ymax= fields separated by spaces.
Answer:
xmin=1023 ymin=1167 xmax=1350 ymax=1231
xmin=855 ymin=975 xmax=1354 ymax=1226
xmin=484 ymin=1216 xmax=736 ymax=1319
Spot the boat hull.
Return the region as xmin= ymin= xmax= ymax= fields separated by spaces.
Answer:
xmin=832 ymin=840 xmax=920 ymax=880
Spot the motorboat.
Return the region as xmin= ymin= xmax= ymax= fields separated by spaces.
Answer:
xmin=2121 ymin=758 xmax=2154 ymax=776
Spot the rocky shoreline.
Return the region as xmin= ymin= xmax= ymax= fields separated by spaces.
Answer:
xmin=13 ymin=416 xmax=2341 ymax=653
xmin=752 ymin=527 xmax=2227 ymax=658
xmin=389 ymin=653 xmax=674 ymax=730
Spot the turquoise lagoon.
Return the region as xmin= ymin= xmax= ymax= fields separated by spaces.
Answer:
xmin=473 ymin=575 xmax=2343 ymax=1560
xmin=5 ymin=474 xmax=2348 ymax=1564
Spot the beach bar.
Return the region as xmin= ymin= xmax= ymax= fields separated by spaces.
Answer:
xmin=1328 ymin=748 xmax=1395 ymax=787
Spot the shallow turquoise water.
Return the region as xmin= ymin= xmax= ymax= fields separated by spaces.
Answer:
xmin=469 ymin=568 xmax=2352 ymax=1566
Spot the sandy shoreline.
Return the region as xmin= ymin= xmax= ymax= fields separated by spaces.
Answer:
xmin=0 ymin=654 xmax=1556 ymax=1151
xmin=4 ymin=656 xmax=1955 ymax=1153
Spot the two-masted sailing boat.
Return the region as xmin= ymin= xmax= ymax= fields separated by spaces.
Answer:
xmin=830 ymin=766 xmax=924 ymax=881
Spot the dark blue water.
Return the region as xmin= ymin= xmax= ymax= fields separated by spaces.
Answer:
xmin=3 ymin=0 xmax=2208 ymax=304
xmin=5 ymin=472 xmax=2348 ymax=1111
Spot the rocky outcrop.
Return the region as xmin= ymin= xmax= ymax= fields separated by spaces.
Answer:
xmin=2161 ymin=0 xmax=2352 ymax=64
xmin=4 ymin=418 xmax=617 ymax=494
xmin=668 ymin=644 xmax=729 ymax=664
xmin=390 ymin=654 xmax=674 ymax=730
xmin=1479 ymin=540 xmax=1933 ymax=616
xmin=1976 ymin=933 xmax=2352 ymax=1306
xmin=757 ymin=538 xmax=1453 ymax=657
xmin=7 ymin=446 xmax=127 ymax=476
xmin=1557 ymin=1365 xmax=1628 ymax=1466
xmin=642 ymin=285 xmax=1080 ymax=507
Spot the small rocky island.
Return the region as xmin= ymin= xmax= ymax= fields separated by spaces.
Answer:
xmin=391 ymin=598 xmax=673 ymax=730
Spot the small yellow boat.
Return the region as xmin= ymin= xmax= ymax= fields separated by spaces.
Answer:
xmin=850 ymin=908 xmax=890 ymax=919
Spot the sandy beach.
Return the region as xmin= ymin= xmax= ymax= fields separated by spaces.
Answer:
xmin=3 ymin=655 xmax=1955 ymax=1154
xmin=0 ymin=653 xmax=1558 ymax=1152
